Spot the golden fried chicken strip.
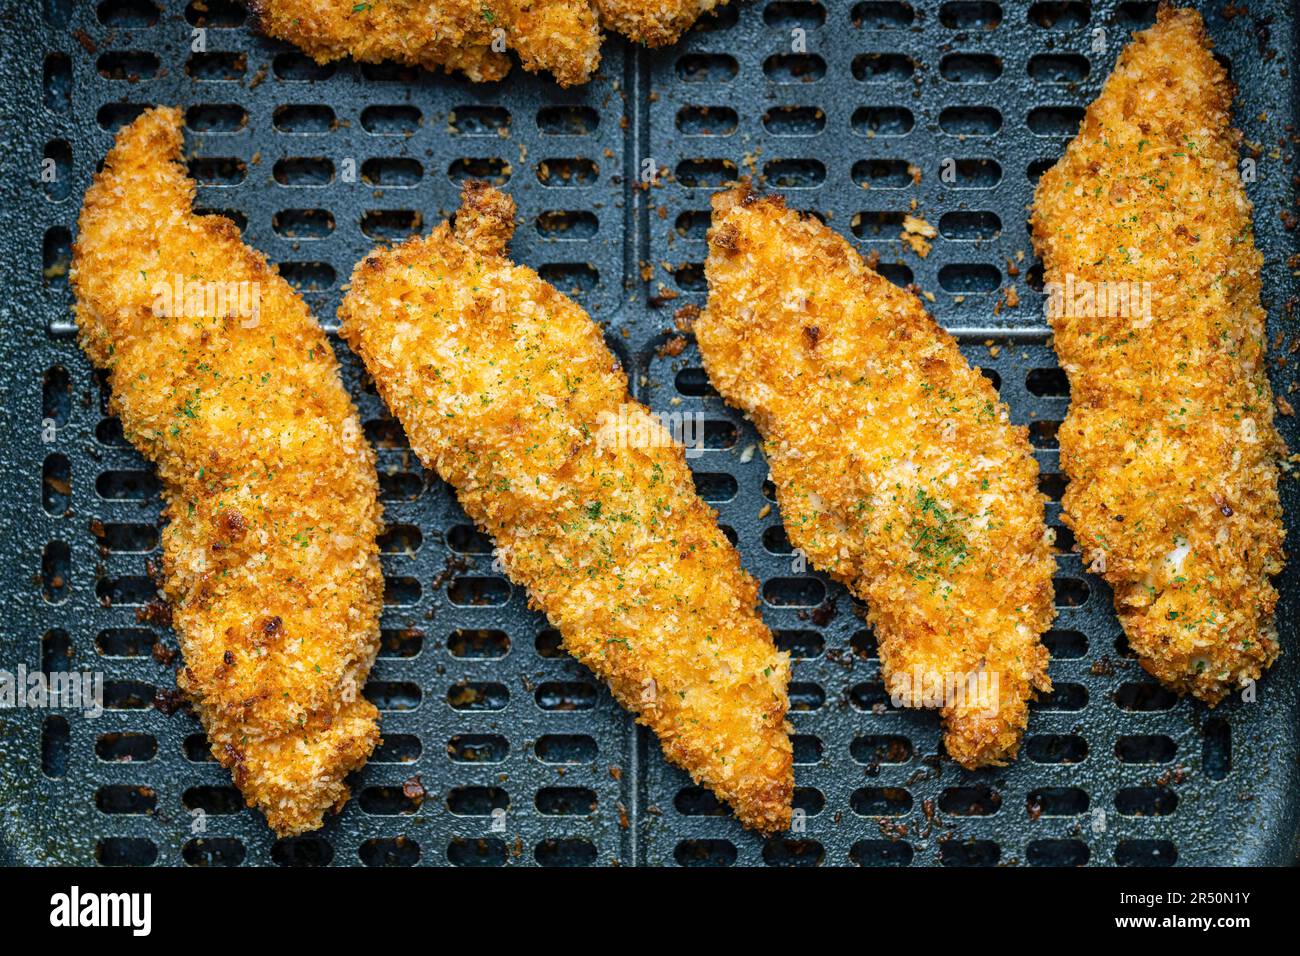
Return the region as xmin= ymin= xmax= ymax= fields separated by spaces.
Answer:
xmin=696 ymin=187 xmax=1055 ymax=768
xmin=1030 ymin=7 xmax=1284 ymax=703
xmin=72 ymin=108 xmax=384 ymax=836
xmin=249 ymin=0 xmax=602 ymax=87
xmin=507 ymin=0 xmax=602 ymax=84
xmin=339 ymin=183 xmax=793 ymax=832
xmin=594 ymin=0 xmax=726 ymax=46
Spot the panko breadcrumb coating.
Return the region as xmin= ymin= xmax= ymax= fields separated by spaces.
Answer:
xmin=696 ymin=186 xmax=1056 ymax=769
xmin=594 ymin=0 xmax=726 ymax=47
xmin=249 ymin=0 xmax=724 ymax=84
xmin=1030 ymin=7 xmax=1285 ymax=703
xmin=339 ymin=183 xmax=793 ymax=832
xmin=249 ymin=0 xmax=602 ymax=87
xmin=249 ymin=0 xmax=506 ymax=82
xmin=72 ymin=108 xmax=384 ymax=836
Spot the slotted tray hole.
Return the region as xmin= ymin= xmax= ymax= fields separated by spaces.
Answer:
xmin=1115 ymin=840 xmax=1177 ymax=867
xmin=535 ymin=838 xmax=597 ymax=867
xmin=447 ymin=837 xmax=506 ymax=867
xmin=939 ymin=2 xmax=1003 ymax=30
xmin=674 ymin=839 xmax=737 ymax=867
xmin=359 ymin=838 xmax=420 ymax=867
xmin=97 ymin=838 xmax=158 ymax=867
xmin=939 ymin=840 xmax=999 ymax=867
xmin=853 ymin=1 xmax=919 ymax=29
xmin=185 ymin=0 xmax=243 ymax=28
xmin=271 ymin=837 xmax=333 ymax=867
xmin=96 ymin=732 xmax=158 ymax=762
xmin=533 ymin=734 xmax=595 ymax=764
xmin=851 ymin=840 xmax=914 ymax=867
xmin=1027 ymin=839 xmax=1089 ymax=867
xmin=274 ymin=104 xmax=335 ymax=133
xmin=183 ymin=838 xmax=246 ymax=867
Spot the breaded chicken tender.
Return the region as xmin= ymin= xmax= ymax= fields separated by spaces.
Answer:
xmin=594 ymin=0 xmax=726 ymax=47
xmin=249 ymin=0 xmax=602 ymax=87
xmin=1030 ymin=7 xmax=1285 ymax=703
xmin=72 ymin=108 xmax=384 ymax=836
xmin=339 ymin=183 xmax=793 ymax=832
xmin=696 ymin=187 xmax=1056 ymax=768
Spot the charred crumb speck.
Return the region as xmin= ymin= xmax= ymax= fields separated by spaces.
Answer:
xmin=1090 ymin=656 xmax=1116 ymax=677
xmin=711 ymin=222 xmax=739 ymax=252
xmin=1156 ymin=765 xmax=1189 ymax=787
xmin=152 ymin=641 xmax=178 ymax=666
xmin=810 ymin=595 xmax=837 ymax=627
xmin=656 ymin=335 xmax=687 ymax=358
xmin=673 ymin=304 xmax=700 ymax=332
xmin=878 ymin=818 xmax=908 ymax=840
xmin=220 ymin=508 xmax=247 ymax=541
xmin=137 ymin=600 xmax=172 ymax=628
xmin=430 ymin=554 xmax=470 ymax=591
xmin=905 ymin=754 xmax=944 ymax=787
xmin=825 ymin=647 xmax=857 ymax=671
xmin=153 ymin=686 xmax=188 ymax=716
xmin=402 ymin=775 xmax=427 ymax=806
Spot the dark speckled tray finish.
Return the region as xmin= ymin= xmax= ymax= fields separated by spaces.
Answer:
xmin=0 ymin=0 xmax=1296 ymax=867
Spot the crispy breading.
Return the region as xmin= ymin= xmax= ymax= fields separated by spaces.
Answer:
xmin=1029 ymin=7 xmax=1285 ymax=702
xmin=339 ymin=183 xmax=793 ymax=832
xmin=249 ymin=0 xmax=602 ymax=87
xmin=594 ymin=0 xmax=726 ymax=47
xmin=71 ymin=108 xmax=384 ymax=836
xmin=507 ymin=0 xmax=603 ymax=84
xmin=696 ymin=186 xmax=1056 ymax=769
xmin=249 ymin=0 xmax=724 ymax=84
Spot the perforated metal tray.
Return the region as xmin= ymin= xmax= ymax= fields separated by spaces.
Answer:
xmin=0 ymin=0 xmax=1296 ymax=867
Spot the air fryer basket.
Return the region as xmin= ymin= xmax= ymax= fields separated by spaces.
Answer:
xmin=0 ymin=0 xmax=1296 ymax=867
